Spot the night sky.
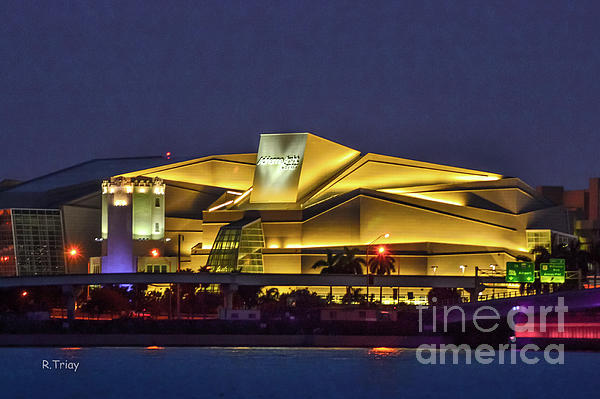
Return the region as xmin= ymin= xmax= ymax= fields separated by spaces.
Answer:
xmin=1 ymin=1 xmax=599 ymax=189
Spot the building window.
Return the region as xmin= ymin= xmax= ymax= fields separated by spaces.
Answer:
xmin=153 ymin=265 xmax=161 ymax=273
xmin=146 ymin=265 xmax=152 ymax=273
xmin=155 ymin=198 xmax=160 ymax=207
xmin=206 ymin=218 xmax=265 ymax=273
xmin=154 ymin=223 xmax=160 ymax=233
xmin=161 ymin=265 xmax=167 ymax=273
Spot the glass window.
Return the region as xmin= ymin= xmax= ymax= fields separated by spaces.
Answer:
xmin=146 ymin=265 xmax=152 ymax=273
xmin=155 ymin=198 xmax=160 ymax=207
xmin=161 ymin=265 xmax=167 ymax=273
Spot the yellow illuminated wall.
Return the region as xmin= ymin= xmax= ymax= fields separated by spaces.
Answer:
xmin=304 ymin=153 xmax=502 ymax=206
xmin=107 ymin=132 xmax=570 ymax=277
xmin=250 ymin=133 xmax=360 ymax=205
xmin=118 ymin=154 xmax=257 ymax=191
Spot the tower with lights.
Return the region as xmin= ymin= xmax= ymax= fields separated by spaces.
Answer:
xmin=100 ymin=177 xmax=165 ymax=273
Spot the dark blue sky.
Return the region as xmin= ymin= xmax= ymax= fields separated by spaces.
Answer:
xmin=1 ymin=1 xmax=599 ymax=189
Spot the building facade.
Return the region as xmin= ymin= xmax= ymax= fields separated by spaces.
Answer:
xmin=538 ymin=178 xmax=600 ymax=250
xmin=0 ymin=208 xmax=65 ymax=276
xmin=0 ymin=133 xmax=575 ymax=292
xmin=92 ymin=132 xmax=570 ymax=286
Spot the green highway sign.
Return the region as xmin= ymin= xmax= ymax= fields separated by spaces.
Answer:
xmin=541 ymin=259 xmax=566 ymax=283
xmin=506 ymin=261 xmax=535 ymax=283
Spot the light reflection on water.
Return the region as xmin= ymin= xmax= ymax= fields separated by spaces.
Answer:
xmin=0 ymin=347 xmax=595 ymax=399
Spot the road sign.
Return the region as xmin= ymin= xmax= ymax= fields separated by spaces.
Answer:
xmin=540 ymin=260 xmax=566 ymax=283
xmin=506 ymin=261 xmax=535 ymax=283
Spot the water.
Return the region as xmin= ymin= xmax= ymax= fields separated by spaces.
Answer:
xmin=0 ymin=347 xmax=596 ymax=398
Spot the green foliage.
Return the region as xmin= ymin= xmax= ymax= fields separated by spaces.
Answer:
xmin=341 ymin=287 xmax=366 ymax=305
xmin=368 ymin=253 xmax=396 ymax=275
xmin=427 ymin=287 xmax=462 ymax=305
xmin=280 ymin=289 xmax=325 ymax=308
xmin=236 ymin=285 xmax=263 ymax=308
xmin=81 ymin=285 xmax=131 ymax=314
xmin=311 ymin=247 xmax=365 ymax=274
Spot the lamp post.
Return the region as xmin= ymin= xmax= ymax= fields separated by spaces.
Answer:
xmin=176 ymin=234 xmax=184 ymax=319
xmin=365 ymin=233 xmax=389 ymax=304
xmin=66 ymin=246 xmax=80 ymax=274
xmin=490 ymin=264 xmax=497 ymax=297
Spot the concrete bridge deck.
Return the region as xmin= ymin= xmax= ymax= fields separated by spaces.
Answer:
xmin=0 ymin=272 xmax=505 ymax=289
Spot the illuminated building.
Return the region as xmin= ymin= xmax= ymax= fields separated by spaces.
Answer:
xmin=538 ymin=178 xmax=600 ymax=250
xmin=0 ymin=209 xmax=65 ymax=276
xmin=0 ymin=156 xmax=174 ymax=275
xmin=0 ymin=133 xmax=573 ymax=293
xmin=100 ymin=176 xmax=166 ymax=273
xmin=94 ymin=132 xmax=571 ymax=287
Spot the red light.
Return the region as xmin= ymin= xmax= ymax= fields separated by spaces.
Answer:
xmin=67 ymin=246 xmax=80 ymax=258
xmin=21 ymin=291 xmax=28 ymax=297
xmin=151 ymin=249 xmax=159 ymax=257
xmin=378 ymin=246 xmax=385 ymax=254
xmin=165 ymin=152 xmax=171 ymax=159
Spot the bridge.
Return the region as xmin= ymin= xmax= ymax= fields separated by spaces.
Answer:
xmin=1 ymin=272 xmax=598 ymax=323
xmin=0 ymin=272 xmax=504 ymax=289
xmin=0 ymin=272 xmax=507 ymax=320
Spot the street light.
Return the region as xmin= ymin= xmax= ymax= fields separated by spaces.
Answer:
xmin=366 ymin=233 xmax=390 ymax=303
xmin=490 ymin=264 xmax=497 ymax=297
xmin=65 ymin=246 xmax=81 ymax=274
xmin=431 ymin=265 xmax=438 ymax=275
xmin=459 ymin=265 xmax=467 ymax=275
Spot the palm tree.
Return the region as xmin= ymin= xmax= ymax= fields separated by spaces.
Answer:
xmin=259 ymin=287 xmax=280 ymax=304
xmin=311 ymin=249 xmax=342 ymax=274
xmin=530 ymin=242 xmax=591 ymax=292
xmin=312 ymin=249 xmax=343 ymax=301
xmin=368 ymin=253 xmax=396 ymax=275
xmin=341 ymin=287 xmax=365 ymax=305
xmin=337 ymin=247 xmax=366 ymax=303
xmin=368 ymin=252 xmax=396 ymax=302
xmin=311 ymin=248 xmax=365 ymax=302
xmin=337 ymin=247 xmax=366 ymax=274
xmin=553 ymin=241 xmax=591 ymax=290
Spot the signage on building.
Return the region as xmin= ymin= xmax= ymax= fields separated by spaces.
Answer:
xmin=540 ymin=258 xmax=566 ymax=283
xmin=505 ymin=261 xmax=535 ymax=283
xmin=251 ymin=133 xmax=307 ymax=203
xmin=256 ymin=155 xmax=301 ymax=170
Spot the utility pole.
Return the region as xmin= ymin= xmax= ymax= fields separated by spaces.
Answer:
xmin=176 ymin=234 xmax=183 ymax=319
xmin=473 ymin=266 xmax=480 ymax=302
